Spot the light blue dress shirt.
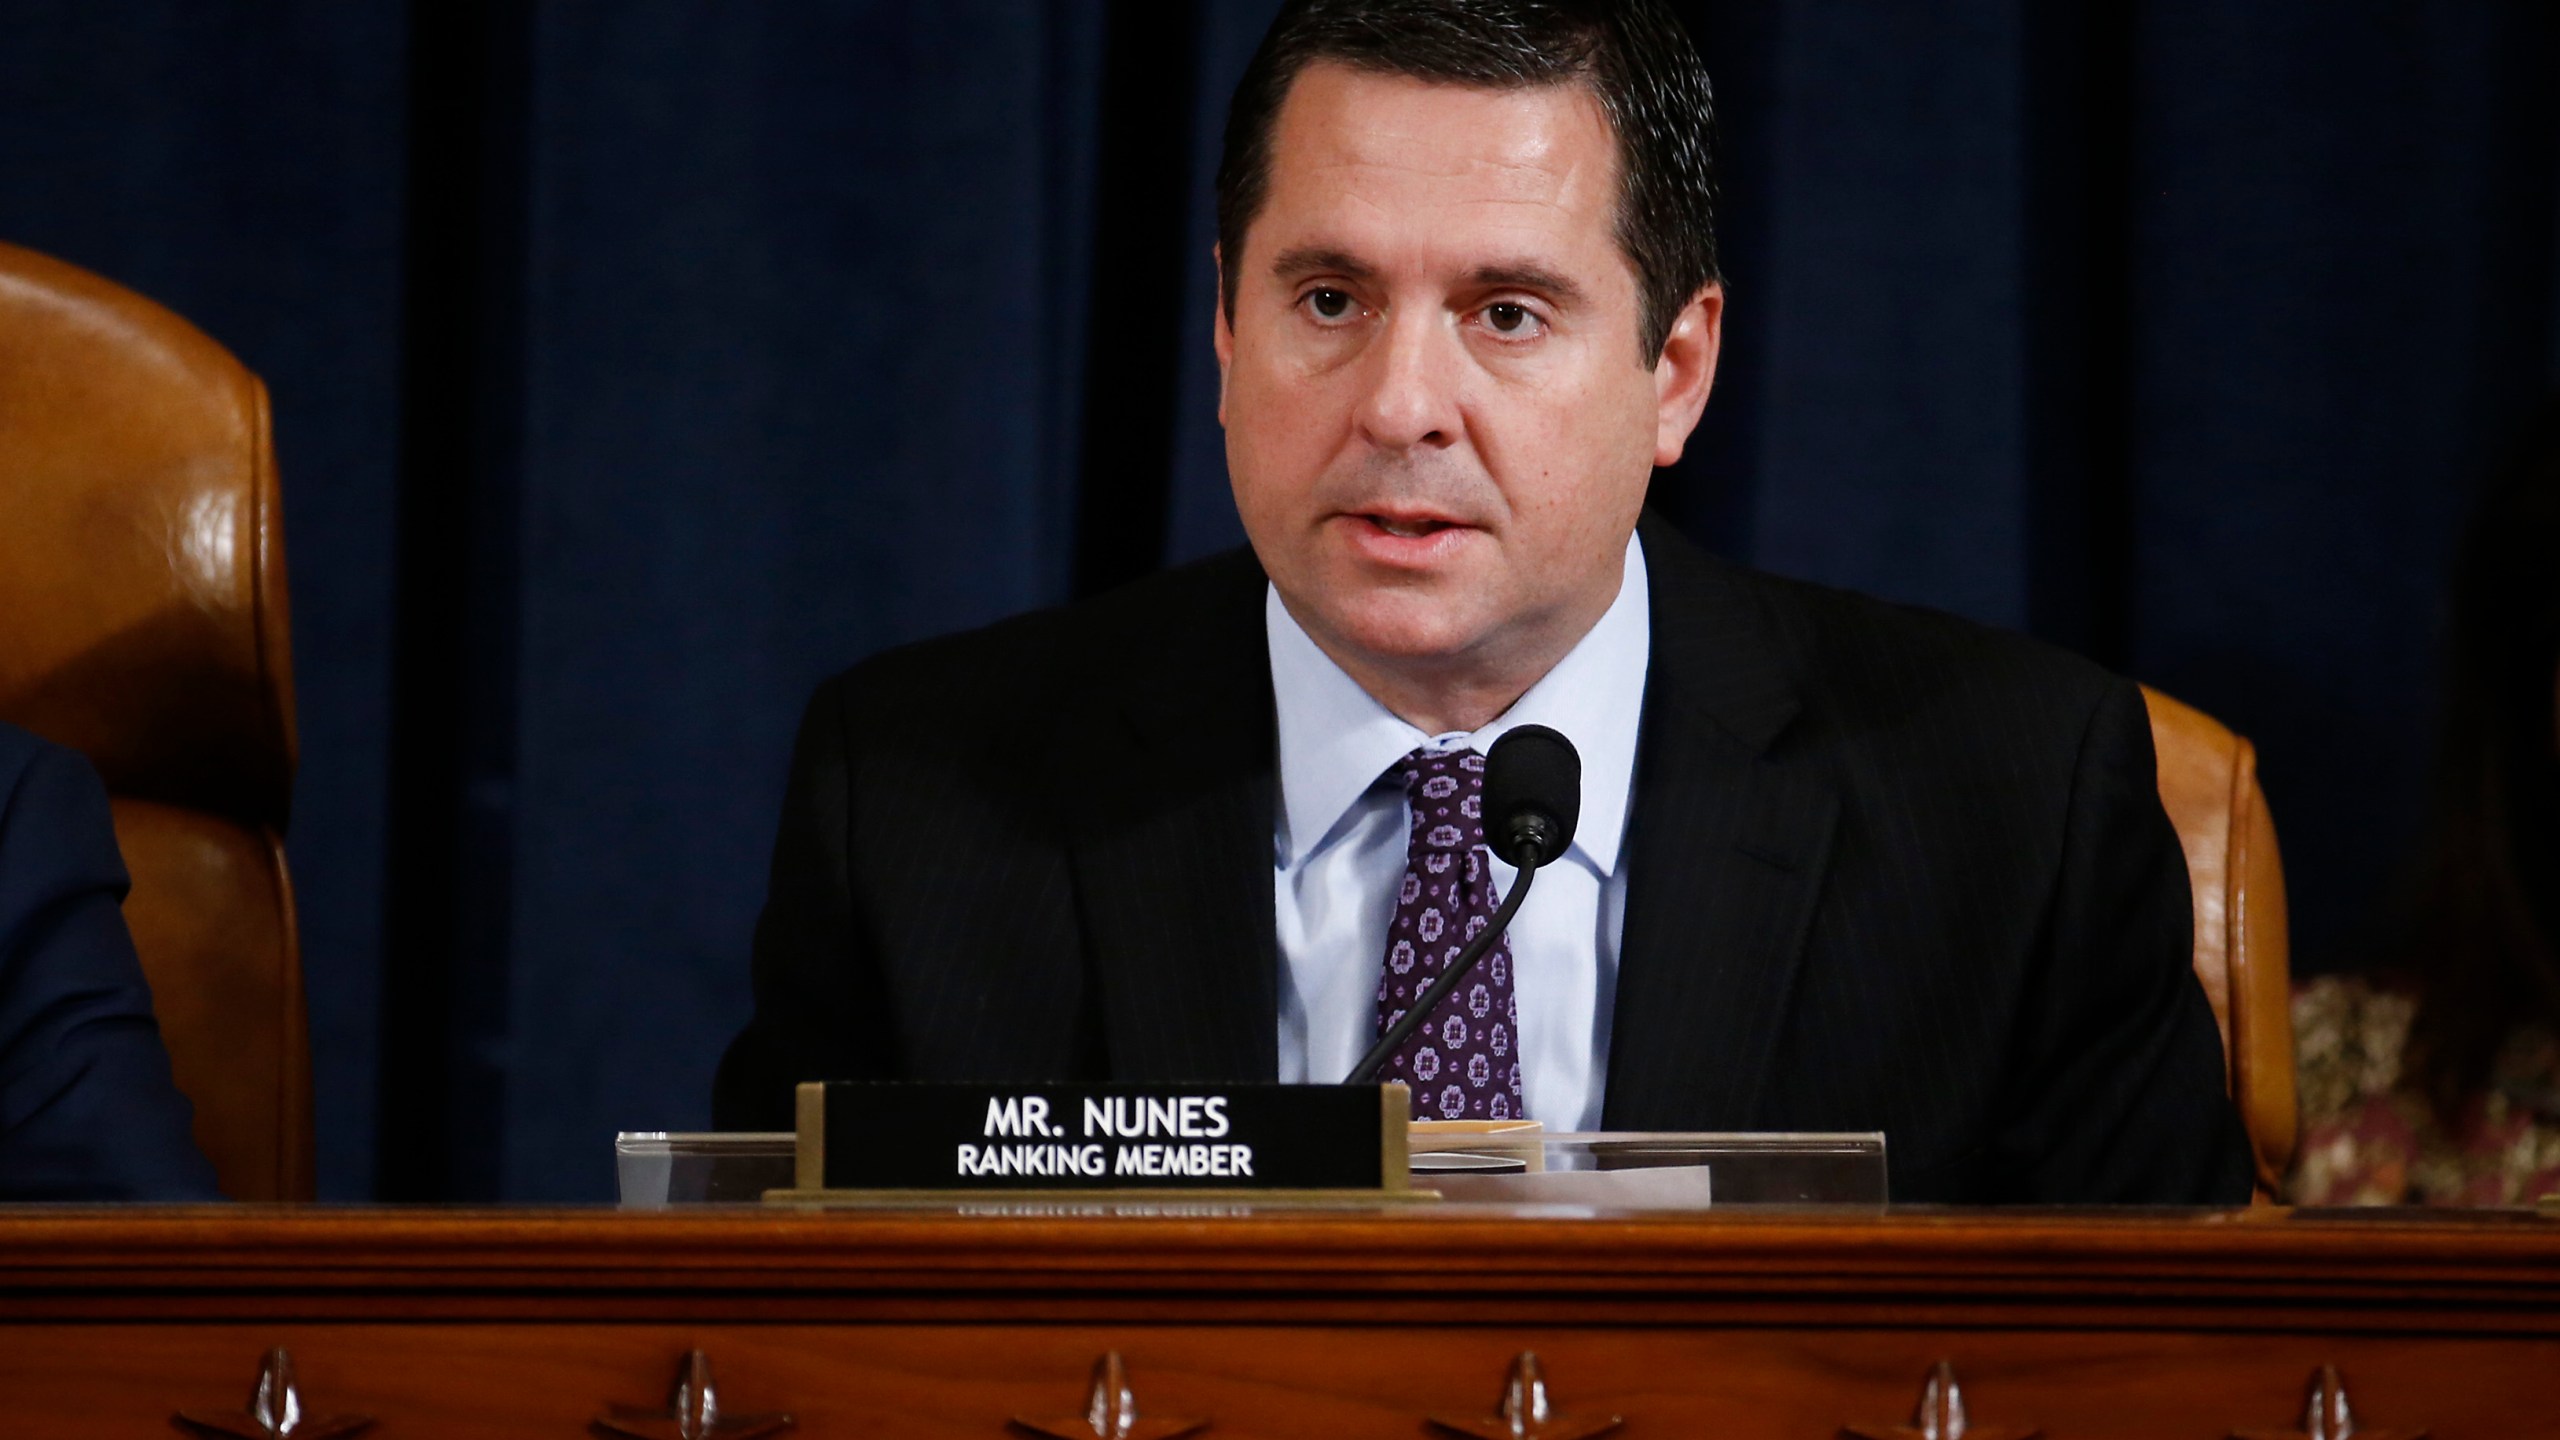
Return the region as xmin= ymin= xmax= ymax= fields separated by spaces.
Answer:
xmin=1267 ymin=533 xmax=1651 ymax=1130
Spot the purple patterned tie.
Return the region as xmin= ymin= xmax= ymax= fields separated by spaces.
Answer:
xmin=1373 ymin=746 xmax=1524 ymax=1121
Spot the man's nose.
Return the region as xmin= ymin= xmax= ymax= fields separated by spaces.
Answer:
xmin=1353 ymin=308 xmax=1461 ymax=452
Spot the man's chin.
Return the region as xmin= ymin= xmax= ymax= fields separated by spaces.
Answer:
xmin=1300 ymin=594 xmax=1496 ymax=670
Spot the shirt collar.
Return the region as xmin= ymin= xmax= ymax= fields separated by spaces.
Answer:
xmin=1267 ymin=531 xmax=1651 ymax=876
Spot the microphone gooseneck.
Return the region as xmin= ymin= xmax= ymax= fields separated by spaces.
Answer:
xmin=1343 ymin=724 xmax=1583 ymax=1087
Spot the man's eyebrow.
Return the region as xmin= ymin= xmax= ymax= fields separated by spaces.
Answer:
xmin=1264 ymin=248 xmax=1589 ymax=307
xmin=1269 ymin=246 xmax=1375 ymax=283
xmin=1468 ymin=261 xmax=1588 ymax=307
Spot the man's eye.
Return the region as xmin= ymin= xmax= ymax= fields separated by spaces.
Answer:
xmin=1303 ymin=288 xmax=1357 ymax=322
xmin=1483 ymin=302 xmax=1543 ymax=337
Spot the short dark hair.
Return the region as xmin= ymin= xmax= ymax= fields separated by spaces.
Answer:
xmin=1215 ymin=0 xmax=1722 ymax=363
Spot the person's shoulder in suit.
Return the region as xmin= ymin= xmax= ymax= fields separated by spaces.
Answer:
xmin=811 ymin=546 xmax=1270 ymax=749
xmin=1642 ymin=518 xmax=2252 ymax=1203
xmin=1646 ymin=513 xmax=2124 ymax=753
xmin=787 ymin=544 xmax=1276 ymax=833
xmin=713 ymin=550 xmax=1273 ymax=1127
xmin=0 ymin=722 xmax=221 ymax=1201
xmin=1646 ymin=516 xmax=2169 ymax=874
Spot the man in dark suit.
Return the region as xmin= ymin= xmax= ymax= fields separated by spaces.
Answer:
xmin=0 ymin=720 xmax=219 ymax=1200
xmin=717 ymin=0 xmax=2251 ymax=1203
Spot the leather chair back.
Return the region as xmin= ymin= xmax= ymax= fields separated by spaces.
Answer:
xmin=0 ymin=240 xmax=311 ymax=1200
xmin=2142 ymin=685 xmax=2296 ymax=1197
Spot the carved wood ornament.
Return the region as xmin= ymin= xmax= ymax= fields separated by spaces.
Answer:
xmin=592 ymin=1349 xmax=794 ymax=1440
xmin=1011 ymin=1352 xmax=1207 ymax=1440
xmin=2230 ymin=1366 xmax=2426 ymax=1440
xmin=1427 ymin=1352 xmax=1623 ymax=1440
xmin=1841 ymin=1362 xmax=2040 ymax=1440
xmin=172 ymin=1347 xmax=372 ymax=1440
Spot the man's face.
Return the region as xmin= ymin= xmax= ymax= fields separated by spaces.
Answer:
xmin=1217 ymin=62 xmax=1719 ymax=699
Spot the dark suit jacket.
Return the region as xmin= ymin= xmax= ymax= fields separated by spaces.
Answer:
xmin=0 ymin=722 xmax=219 ymax=1200
xmin=717 ymin=516 xmax=2252 ymax=1203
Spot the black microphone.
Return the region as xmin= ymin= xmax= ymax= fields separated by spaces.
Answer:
xmin=1344 ymin=724 xmax=1582 ymax=1086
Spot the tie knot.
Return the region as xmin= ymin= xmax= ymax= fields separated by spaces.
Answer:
xmin=1397 ymin=745 xmax=1485 ymax=783
xmin=1397 ymin=745 xmax=1486 ymax=853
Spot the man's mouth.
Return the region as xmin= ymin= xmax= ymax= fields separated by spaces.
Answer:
xmin=1359 ymin=512 xmax=1463 ymax=539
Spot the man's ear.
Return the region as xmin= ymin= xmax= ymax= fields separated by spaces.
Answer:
xmin=1652 ymin=283 xmax=1723 ymax=468
xmin=1212 ymin=244 xmax=1234 ymax=426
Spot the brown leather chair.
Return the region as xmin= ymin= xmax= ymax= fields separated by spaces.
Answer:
xmin=2141 ymin=685 xmax=2296 ymax=1198
xmin=0 ymin=240 xmax=311 ymax=1200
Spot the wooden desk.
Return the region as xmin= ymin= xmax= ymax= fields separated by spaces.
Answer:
xmin=3 ymin=1205 xmax=2554 ymax=1437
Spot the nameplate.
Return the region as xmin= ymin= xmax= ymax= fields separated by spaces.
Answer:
xmin=784 ymin=1081 xmax=1411 ymax=1195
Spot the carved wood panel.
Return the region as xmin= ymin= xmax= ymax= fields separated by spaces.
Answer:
xmin=4 ymin=1324 xmax=2546 ymax=1440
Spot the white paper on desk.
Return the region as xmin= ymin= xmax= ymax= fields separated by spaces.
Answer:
xmin=1426 ymin=1163 xmax=1713 ymax=1208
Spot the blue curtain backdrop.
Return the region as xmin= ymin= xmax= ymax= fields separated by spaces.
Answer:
xmin=2 ymin=1 xmax=2553 ymax=1200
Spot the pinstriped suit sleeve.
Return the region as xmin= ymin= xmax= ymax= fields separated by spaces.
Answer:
xmin=1992 ymin=679 xmax=2253 ymax=1203
xmin=713 ymin=676 xmax=896 ymax=1130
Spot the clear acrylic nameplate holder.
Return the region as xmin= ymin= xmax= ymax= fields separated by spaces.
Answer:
xmin=615 ymin=1132 xmax=797 ymax=1208
xmin=616 ymin=1127 xmax=1885 ymax=1209
xmin=1407 ymin=1128 xmax=1887 ymax=1206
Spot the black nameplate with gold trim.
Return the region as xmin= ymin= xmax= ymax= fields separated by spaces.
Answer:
xmin=785 ymin=1081 xmax=1411 ymax=1195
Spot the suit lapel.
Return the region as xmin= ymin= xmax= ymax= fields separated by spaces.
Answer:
xmin=1059 ymin=555 xmax=1282 ymax=1083
xmin=1604 ymin=518 xmax=1840 ymax=1130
